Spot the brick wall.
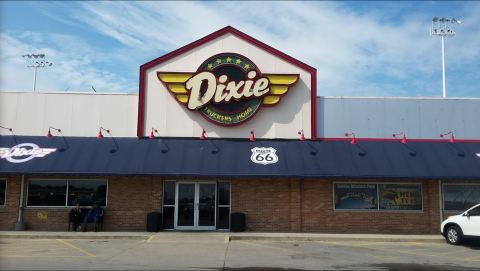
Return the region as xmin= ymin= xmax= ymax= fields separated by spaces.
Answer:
xmin=0 ymin=176 xmax=21 ymax=230
xmin=0 ymin=176 xmax=458 ymax=233
xmin=0 ymin=176 xmax=163 ymax=231
xmin=232 ymin=179 xmax=442 ymax=234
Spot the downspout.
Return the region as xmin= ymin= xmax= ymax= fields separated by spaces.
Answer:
xmin=15 ymin=175 xmax=25 ymax=231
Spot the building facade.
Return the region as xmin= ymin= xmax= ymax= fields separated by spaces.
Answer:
xmin=1 ymin=26 xmax=479 ymax=233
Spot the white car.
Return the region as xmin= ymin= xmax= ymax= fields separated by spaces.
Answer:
xmin=441 ymin=203 xmax=480 ymax=245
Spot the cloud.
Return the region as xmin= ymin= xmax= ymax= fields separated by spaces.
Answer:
xmin=1 ymin=1 xmax=479 ymax=96
xmin=0 ymin=32 xmax=136 ymax=92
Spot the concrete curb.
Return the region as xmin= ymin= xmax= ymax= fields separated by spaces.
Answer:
xmin=229 ymin=235 xmax=446 ymax=243
xmin=0 ymin=233 xmax=151 ymax=240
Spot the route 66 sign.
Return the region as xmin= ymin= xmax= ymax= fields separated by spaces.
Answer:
xmin=251 ymin=147 xmax=278 ymax=165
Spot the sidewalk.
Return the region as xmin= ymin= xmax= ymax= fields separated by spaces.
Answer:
xmin=0 ymin=231 xmax=446 ymax=243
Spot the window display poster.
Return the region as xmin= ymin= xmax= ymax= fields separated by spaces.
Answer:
xmin=379 ymin=184 xmax=422 ymax=210
xmin=334 ymin=184 xmax=377 ymax=210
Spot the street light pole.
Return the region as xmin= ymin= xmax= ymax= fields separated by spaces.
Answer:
xmin=22 ymin=54 xmax=53 ymax=92
xmin=430 ymin=17 xmax=461 ymax=98
xmin=441 ymin=35 xmax=446 ymax=98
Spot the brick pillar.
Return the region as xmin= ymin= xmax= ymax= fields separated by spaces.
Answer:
xmin=289 ymin=180 xmax=302 ymax=232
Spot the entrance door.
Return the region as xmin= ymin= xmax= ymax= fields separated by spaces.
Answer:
xmin=175 ymin=182 xmax=216 ymax=230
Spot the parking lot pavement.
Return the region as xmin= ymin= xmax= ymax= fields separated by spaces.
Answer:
xmin=1 ymin=234 xmax=479 ymax=271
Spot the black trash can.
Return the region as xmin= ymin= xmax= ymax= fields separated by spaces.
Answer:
xmin=146 ymin=212 xmax=162 ymax=232
xmin=230 ymin=212 xmax=246 ymax=232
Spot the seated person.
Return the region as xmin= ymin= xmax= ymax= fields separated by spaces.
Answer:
xmin=69 ymin=203 xmax=84 ymax=232
xmin=84 ymin=203 xmax=104 ymax=232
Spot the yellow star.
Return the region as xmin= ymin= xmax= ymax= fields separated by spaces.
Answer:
xmin=216 ymin=58 xmax=222 ymax=64
xmin=235 ymin=59 xmax=242 ymax=64
xmin=244 ymin=64 xmax=250 ymax=70
xmin=226 ymin=57 xmax=232 ymax=63
xmin=207 ymin=63 xmax=213 ymax=69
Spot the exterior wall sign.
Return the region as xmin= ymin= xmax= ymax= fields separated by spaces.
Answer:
xmin=0 ymin=143 xmax=56 ymax=163
xmin=251 ymin=147 xmax=278 ymax=165
xmin=158 ymin=53 xmax=299 ymax=126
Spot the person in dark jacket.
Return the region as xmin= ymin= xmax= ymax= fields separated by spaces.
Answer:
xmin=69 ymin=203 xmax=83 ymax=231
xmin=85 ymin=203 xmax=104 ymax=232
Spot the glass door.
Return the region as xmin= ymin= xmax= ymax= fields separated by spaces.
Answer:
xmin=197 ymin=183 xmax=216 ymax=230
xmin=175 ymin=182 xmax=196 ymax=230
xmin=175 ymin=182 xmax=216 ymax=230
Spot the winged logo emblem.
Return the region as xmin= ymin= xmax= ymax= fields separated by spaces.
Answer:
xmin=157 ymin=53 xmax=299 ymax=126
xmin=0 ymin=143 xmax=56 ymax=163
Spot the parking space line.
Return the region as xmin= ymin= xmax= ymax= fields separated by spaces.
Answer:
xmin=1 ymin=255 xmax=90 ymax=258
xmin=235 ymin=240 xmax=296 ymax=253
xmin=55 ymin=239 xmax=96 ymax=258
xmin=145 ymin=234 xmax=156 ymax=243
xmin=371 ymin=255 xmax=401 ymax=260
xmin=464 ymin=255 xmax=480 ymax=261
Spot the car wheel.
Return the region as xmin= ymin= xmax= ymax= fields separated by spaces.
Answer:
xmin=446 ymin=225 xmax=463 ymax=245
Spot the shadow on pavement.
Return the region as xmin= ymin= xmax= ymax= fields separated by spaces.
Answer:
xmin=462 ymin=238 xmax=480 ymax=250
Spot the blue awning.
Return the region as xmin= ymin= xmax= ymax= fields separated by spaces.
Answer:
xmin=0 ymin=136 xmax=479 ymax=179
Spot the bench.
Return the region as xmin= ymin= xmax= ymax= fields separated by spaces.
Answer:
xmin=68 ymin=208 xmax=104 ymax=232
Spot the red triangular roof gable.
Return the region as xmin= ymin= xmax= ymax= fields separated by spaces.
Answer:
xmin=137 ymin=26 xmax=317 ymax=138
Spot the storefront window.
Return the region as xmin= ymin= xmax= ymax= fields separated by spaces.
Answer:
xmin=217 ymin=182 xmax=230 ymax=229
xmin=27 ymin=180 xmax=67 ymax=207
xmin=379 ymin=184 xmax=422 ymax=211
xmin=67 ymin=180 xmax=107 ymax=206
xmin=334 ymin=183 xmax=378 ymax=210
xmin=444 ymin=184 xmax=480 ymax=211
xmin=334 ymin=183 xmax=423 ymax=211
xmin=0 ymin=179 xmax=6 ymax=206
xmin=27 ymin=179 xmax=107 ymax=207
xmin=163 ymin=181 xmax=175 ymax=229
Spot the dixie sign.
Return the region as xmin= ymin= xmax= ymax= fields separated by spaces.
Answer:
xmin=158 ymin=53 xmax=299 ymax=126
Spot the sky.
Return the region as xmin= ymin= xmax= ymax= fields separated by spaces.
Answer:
xmin=0 ymin=1 xmax=479 ymax=97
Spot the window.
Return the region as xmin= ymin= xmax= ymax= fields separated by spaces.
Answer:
xmin=334 ymin=183 xmax=423 ymax=211
xmin=67 ymin=180 xmax=107 ymax=206
xmin=28 ymin=180 xmax=67 ymax=206
xmin=469 ymin=206 xmax=480 ymax=216
xmin=27 ymin=179 xmax=107 ymax=207
xmin=217 ymin=182 xmax=230 ymax=230
xmin=0 ymin=179 xmax=6 ymax=206
xmin=444 ymin=184 xmax=480 ymax=211
xmin=334 ymin=184 xmax=377 ymax=210
xmin=162 ymin=181 xmax=175 ymax=229
xmin=379 ymin=184 xmax=422 ymax=211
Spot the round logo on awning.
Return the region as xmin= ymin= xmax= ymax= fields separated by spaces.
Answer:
xmin=0 ymin=143 xmax=56 ymax=163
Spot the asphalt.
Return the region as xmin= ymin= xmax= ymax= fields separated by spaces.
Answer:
xmin=0 ymin=231 xmax=446 ymax=243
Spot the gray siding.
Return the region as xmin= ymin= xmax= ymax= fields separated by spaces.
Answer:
xmin=317 ymin=97 xmax=480 ymax=140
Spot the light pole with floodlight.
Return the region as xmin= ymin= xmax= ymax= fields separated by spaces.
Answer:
xmin=430 ymin=17 xmax=461 ymax=98
xmin=22 ymin=54 xmax=53 ymax=92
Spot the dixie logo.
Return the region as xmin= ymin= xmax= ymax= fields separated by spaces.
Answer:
xmin=158 ymin=53 xmax=299 ymax=126
xmin=0 ymin=143 xmax=56 ymax=163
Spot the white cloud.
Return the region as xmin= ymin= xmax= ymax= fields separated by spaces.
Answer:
xmin=1 ymin=1 xmax=479 ymax=96
xmin=0 ymin=33 xmax=135 ymax=92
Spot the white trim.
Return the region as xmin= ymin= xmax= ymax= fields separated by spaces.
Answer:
xmin=332 ymin=181 xmax=424 ymax=213
xmin=319 ymin=96 xmax=480 ymax=100
xmin=0 ymin=91 xmax=138 ymax=96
